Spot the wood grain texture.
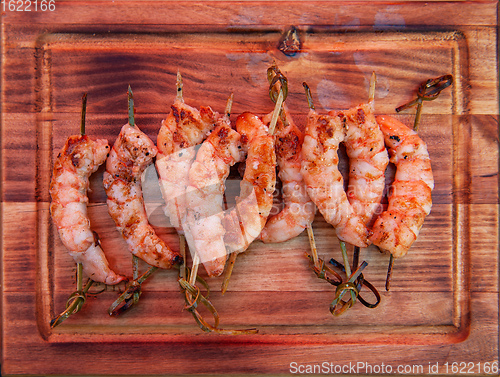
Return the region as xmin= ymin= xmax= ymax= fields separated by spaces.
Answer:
xmin=1 ymin=1 xmax=498 ymax=375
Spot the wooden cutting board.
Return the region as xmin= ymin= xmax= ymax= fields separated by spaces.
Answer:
xmin=1 ymin=1 xmax=498 ymax=375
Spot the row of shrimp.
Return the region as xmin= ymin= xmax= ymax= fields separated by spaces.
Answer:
xmin=152 ymin=72 xmax=276 ymax=288
xmin=49 ymin=67 xmax=434 ymax=320
xmin=300 ymin=74 xmax=433 ymax=261
xmin=50 ymin=87 xmax=184 ymax=291
xmin=49 ymin=72 xmax=279 ymax=295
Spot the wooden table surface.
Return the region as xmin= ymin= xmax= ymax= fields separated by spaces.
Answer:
xmin=1 ymin=1 xmax=498 ymax=375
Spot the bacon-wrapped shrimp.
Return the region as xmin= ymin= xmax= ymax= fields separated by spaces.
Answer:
xmin=259 ymin=106 xmax=315 ymax=243
xmin=336 ymin=102 xmax=389 ymax=227
xmin=103 ymin=119 xmax=182 ymax=269
xmin=369 ymin=115 xmax=434 ymax=258
xmin=183 ymin=107 xmax=245 ymax=277
xmin=301 ymin=109 xmax=371 ymax=248
xmin=50 ymin=135 xmax=125 ymax=285
xmin=155 ymin=74 xmax=219 ymax=230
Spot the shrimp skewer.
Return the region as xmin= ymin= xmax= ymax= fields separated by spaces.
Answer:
xmin=369 ymin=115 xmax=434 ymax=258
xmin=154 ymin=71 xmax=218 ymax=299
xmin=376 ymin=75 xmax=450 ymax=290
xmin=300 ymin=96 xmax=371 ymax=248
xmin=220 ymin=65 xmax=281 ymax=292
xmin=155 ymin=71 xmax=219 ymax=231
xmin=337 ymin=74 xmax=389 ymax=228
xmin=50 ymin=95 xmax=125 ymax=286
xmin=258 ymin=62 xmax=315 ymax=244
xmin=221 ymin=112 xmax=276 ymax=293
xmin=334 ymin=72 xmax=388 ymax=274
xmin=301 ymin=81 xmax=383 ymax=314
xmin=183 ymin=95 xmax=245 ymax=277
xmin=103 ymin=87 xmax=182 ymax=269
xmin=301 ymin=83 xmax=365 ymax=311
xmin=259 ymin=107 xmax=315 ymax=243
xmin=223 ymin=112 xmax=276 ymax=251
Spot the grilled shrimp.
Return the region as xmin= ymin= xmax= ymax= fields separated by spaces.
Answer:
xmin=103 ymin=123 xmax=182 ymax=269
xmin=155 ymin=98 xmax=218 ymax=230
xmin=259 ymin=107 xmax=315 ymax=243
xmin=369 ymin=115 xmax=434 ymax=258
xmin=223 ymin=112 xmax=276 ymax=254
xmin=337 ymin=102 xmax=389 ymax=226
xmin=183 ymin=116 xmax=245 ymax=277
xmin=50 ymin=135 xmax=125 ymax=285
xmin=301 ymin=109 xmax=371 ymax=248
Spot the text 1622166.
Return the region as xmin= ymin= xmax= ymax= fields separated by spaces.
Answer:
xmin=2 ymin=0 xmax=55 ymax=11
